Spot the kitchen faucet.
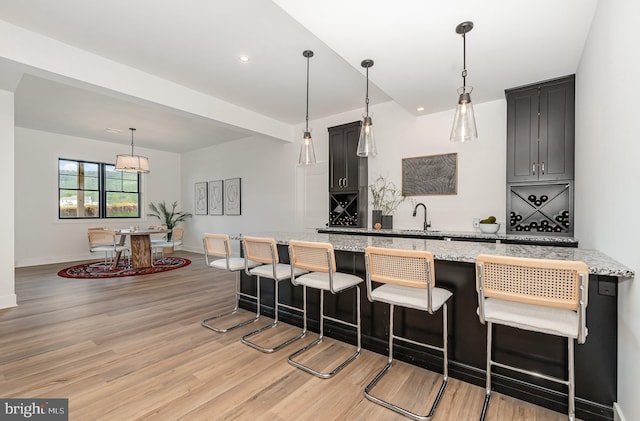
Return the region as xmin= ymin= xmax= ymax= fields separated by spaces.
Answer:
xmin=412 ymin=202 xmax=431 ymax=230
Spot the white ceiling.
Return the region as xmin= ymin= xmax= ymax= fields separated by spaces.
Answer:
xmin=0 ymin=0 xmax=598 ymax=152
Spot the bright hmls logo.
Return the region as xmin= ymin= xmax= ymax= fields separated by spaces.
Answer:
xmin=1 ymin=399 xmax=68 ymax=420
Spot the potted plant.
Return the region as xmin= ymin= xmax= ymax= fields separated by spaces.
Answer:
xmin=369 ymin=175 xmax=407 ymax=229
xmin=147 ymin=201 xmax=192 ymax=240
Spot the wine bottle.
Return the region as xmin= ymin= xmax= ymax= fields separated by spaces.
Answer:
xmin=540 ymin=195 xmax=548 ymax=202
xmin=555 ymin=215 xmax=564 ymax=222
xmin=515 ymin=226 xmax=523 ymax=231
xmin=554 ymin=226 xmax=562 ymax=232
xmin=530 ymin=221 xmax=538 ymax=228
xmin=562 ymin=210 xmax=570 ymax=218
xmin=524 ymin=226 xmax=531 ymax=231
xmin=510 ymin=218 xmax=516 ymax=226
xmin=510 ymin=211 xmax=516 ymax=217
xmin=541 ymin=220 xmax=549 ymax=227
xmin=528 ymin=194 xmax=536 ymax=202
xmin=546 ymin=226 xmax=553 ymax=232
xmin=516 ymin=214 xmax=523 ymax=221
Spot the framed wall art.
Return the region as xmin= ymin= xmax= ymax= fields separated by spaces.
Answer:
xmin=224 ymin=177 xmax=241 ymax=215
xmin=194 ymin=181 xmax=208 ymax=215
xmin=208 ymin=180 xmax=223 ymax=215
xmin=402 ymin=153 xmax=458 ymax=196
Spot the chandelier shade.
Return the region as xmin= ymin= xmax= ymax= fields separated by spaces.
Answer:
xmin=115 ymin=128 xmax=150 ymax=173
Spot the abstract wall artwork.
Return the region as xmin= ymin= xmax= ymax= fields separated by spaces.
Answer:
xmin=195 ymin=182 xmax=208 ymax=215
xmin=224 ymin=178 xmax=241 ymax=215
xmin=208 ymin=180 xmax=223 ymax=215
xmin=402 ymin=153 xmax=458 ymax=196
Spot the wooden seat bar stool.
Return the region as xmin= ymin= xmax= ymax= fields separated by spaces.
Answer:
xmin=475 ymin=254 xmax=589 ymax=421
xmin=240 ymin=236 xmax=308 ymax=353
xmin=363 ymin=246 xmax=452 ymax=420
xmin=201 ymin=233 xmax=261 ymax=333
xmin=287 ymin=240 xmax=363 ymax=379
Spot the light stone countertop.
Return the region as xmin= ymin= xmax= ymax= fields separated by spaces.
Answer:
xmin=317 ymin=227 xmax=579 ymax=244
xmin=231 ymin=231 xmax=633 ymax=278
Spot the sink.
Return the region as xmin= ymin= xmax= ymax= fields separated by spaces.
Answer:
xmin=397 ymin=229 xmax=440 ymax=234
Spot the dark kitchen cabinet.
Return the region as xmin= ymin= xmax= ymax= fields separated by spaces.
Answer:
xmin=506 ymin=75 xmax=575 ymax=236
xmin=506 ymin=75 xmax=575 ymax=182
xmin=328 ymin=121 xmax=367 ymax=227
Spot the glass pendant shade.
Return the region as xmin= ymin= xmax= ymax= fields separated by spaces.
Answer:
xmin=357 ymin=114 xmax=377 ymax=157
xmin=299 ymin=130 xmax=316 ymax=165
xmin=450 ymin=87 xmax=478 ymax=143
xmin=115 ymin=128 xmax=150 ymax=173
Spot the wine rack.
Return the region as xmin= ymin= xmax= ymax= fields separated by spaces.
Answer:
xmin=329 ymin=193 xmax=359 ymax=226
xmin=507 ymin=182 xmax=573 ymax=235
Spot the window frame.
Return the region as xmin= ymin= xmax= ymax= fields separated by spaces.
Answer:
xmin=58 ymin=158 xmax=142 ymax=219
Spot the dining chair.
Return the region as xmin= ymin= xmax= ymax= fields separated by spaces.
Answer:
xmin=87 ymin=228 xmax=129 ymax=269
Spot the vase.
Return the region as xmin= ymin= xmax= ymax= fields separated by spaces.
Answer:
xmin=372 ymin=210 xmax=383 ymax=229
xmin=381 ymin=215 xmax=393 ymax=230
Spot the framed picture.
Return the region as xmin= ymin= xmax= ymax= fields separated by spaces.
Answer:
xmin=208 ymin=180 xmax=224 ymax=215
xmin=224 ymin=177 xmax=241 ymax=215
xmin=402 ymin=153 xmax=458 ymax=196
xmin=194 ymin=182 xmax=208 ymax=215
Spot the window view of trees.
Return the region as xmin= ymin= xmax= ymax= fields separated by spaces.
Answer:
xmin=59 ymin=159 xmax=140 ymax=219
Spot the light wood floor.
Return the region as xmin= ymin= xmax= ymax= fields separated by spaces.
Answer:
xmin=1 ymin=251 xmax=572 ymax=420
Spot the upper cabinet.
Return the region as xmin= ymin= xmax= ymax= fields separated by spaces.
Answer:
xmin=329 ymin=121 xmax=364 ymax=192
xmin=328 ymin=121 xmax=368 ymax=227
xmin=506 ymin=75 xmax=575 ymax=182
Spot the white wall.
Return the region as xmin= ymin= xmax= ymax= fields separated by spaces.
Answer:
xmin=14 ymin=127 xmax=181 ymax=267
xmin=180 ymin=134 xmax=302 ymax=254
xmin=575 ymin=1 xmax=640 ymax=420
xmin=0 ymin=89 xmax=16 ymax=308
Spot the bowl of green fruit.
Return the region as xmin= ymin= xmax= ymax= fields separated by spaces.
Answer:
xmin=478 ymin=216 xmax=500 ymax=234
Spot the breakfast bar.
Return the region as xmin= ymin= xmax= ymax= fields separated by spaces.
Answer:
xmin=233 ymin=231 xmax=632 ymax=421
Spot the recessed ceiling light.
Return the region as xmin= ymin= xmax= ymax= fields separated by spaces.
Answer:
xmin=104 ymin=128 xmax=122 ymax=134
xmin=239 ymin=55 xmax=250 ymax=62
xmin=417 ymin=107 xmax=425 ymax=112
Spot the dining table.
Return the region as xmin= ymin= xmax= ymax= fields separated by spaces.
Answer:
xmin=114 ymin=228 xmax=168 ymax=269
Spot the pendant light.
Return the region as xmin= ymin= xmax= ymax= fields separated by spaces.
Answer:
xmin=115 ymin=128 xmax=150 ymax=173
xmin=299 ymin=50 xmax=316 ymax=165
xmin=450 ymin=21 xmax=478 ymax=143
xmin=356 ymin=59 xmax=377 ymax=157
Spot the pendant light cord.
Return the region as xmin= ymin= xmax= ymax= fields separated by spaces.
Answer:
xmin=305 ymin=54 xmax=310 ymax=132
xmin=129 ymin=128 xmax=136 ymax=155
xmin=462 ymin=30 xmax=467 ymax=88
xmin=365 ymin=66 xmax=370 ymax=116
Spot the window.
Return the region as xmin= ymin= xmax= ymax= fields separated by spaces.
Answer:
xmin=58 ymin=159 xmax=141 ymax=219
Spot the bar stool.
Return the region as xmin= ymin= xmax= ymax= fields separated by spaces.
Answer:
xmin=287 ymin=240 xmax=363 ymax=379
xmin=363 ymin=246 xmax=452 ymax=420
xmin=240 ymin=236 xmax=307 ymax=353
xmin=201 ymin=233 xmax=262 ymax=333
xmin=475 ymin=254 xmax=589 ymax=421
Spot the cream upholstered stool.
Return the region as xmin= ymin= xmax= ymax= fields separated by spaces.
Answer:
xmin=475 ymin=254 xmax=589 ymax=421
xmin=363 ymin=247 xmax=452 ymax=420
xmin=201 ymin=233 xmax=261 ymax=333
xmin=240 ymin=236 xmax=307 ymax=353
xmin=287 ymin=240 xmax=363 ymax=379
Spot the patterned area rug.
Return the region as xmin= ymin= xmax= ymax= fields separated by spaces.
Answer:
xmin=57 ymin=257 xmax=191 ymax=279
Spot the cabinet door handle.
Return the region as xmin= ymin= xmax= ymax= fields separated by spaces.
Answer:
xmin=541 ymin=162 xmax=545 ymax=174
xmin=343 ymin=177 xmax=347 ymax=188
xmin=339 ymin=178 xmax=344 ymax=188
xmin=532 ymin=162 xmax=536 ymax=175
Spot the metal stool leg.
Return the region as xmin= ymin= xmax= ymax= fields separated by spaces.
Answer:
xmin=201 ymin=271 xmax=261 ymax=333
xmin=241 ymin=277 xmax=306 ymax=353
xmin=365 ymin=303 xmax=448 ymax=421
xmin=480 ymin=321 xmax=492 ymax=421
xmin=288 ymin=285 xmax=361 ymax=379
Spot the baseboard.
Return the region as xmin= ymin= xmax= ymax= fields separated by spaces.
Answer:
xmin=613 ymin=402 xmax=626 ymax=421
xmin=0 ymin=293 xmax=17 ymax=309
xmin=15 ymin=253 xmax=95 ymax=268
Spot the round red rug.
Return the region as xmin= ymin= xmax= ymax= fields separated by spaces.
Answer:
xmin=57 ymin=257 xmax=191 ymax=279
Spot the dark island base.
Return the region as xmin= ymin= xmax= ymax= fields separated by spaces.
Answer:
xmin=238 ymin=246 xmax=616 ymax=420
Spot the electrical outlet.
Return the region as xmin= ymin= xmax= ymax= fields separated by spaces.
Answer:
xmin=473 ymin=218 xmax=480 ymax=228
